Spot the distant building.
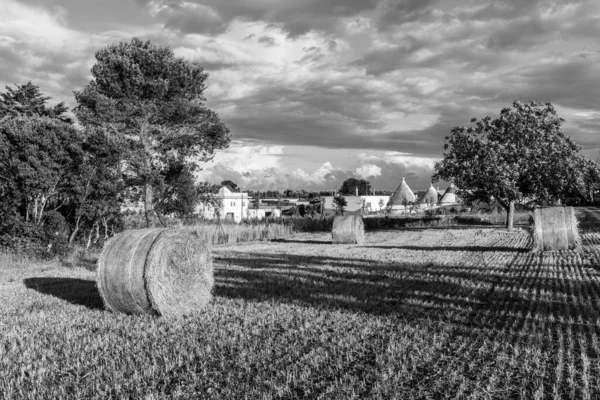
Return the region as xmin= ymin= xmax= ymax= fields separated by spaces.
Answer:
xmin=387 ymin=177 xmax=416 ymax=213
xmin=323 ymin=195 xmax=390 ymax=216
xmin=196 ymin=186 xmax=249 ymax=223
xmin=439 ymin=183 xmax=459 ymax=205
xmin=248 ymin=207 xmax=282 ymax=219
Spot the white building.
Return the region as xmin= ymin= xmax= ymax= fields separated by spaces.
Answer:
xmin=196 ymin=186 xmax=249 ymax=223
xmin=248 ymin=207 xmax=282 ymax=220
xmin=323 ymin=195 xmax=390 ymax=216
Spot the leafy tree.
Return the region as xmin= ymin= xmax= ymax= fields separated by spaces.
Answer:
xmin=220 ymin=180 xmax=239 ymax=192
xmin=433 ymin=101 xmax=599 ymax=229
xmin=74 ymin=38 xmax=231 ymax=227
xmin=0 ymin=82 xmax=70 ymax=122
xmin=155 ymin=164 xmax=198 ymax=217
xmin=339 ymin=178 xmax=372 ymax=196
xmin=333 ymin=196 xmax=347 ymax=216
xmin=0 ymin=116 xmax=83 ymax=226
xmin=65 ymin=128 xmax=124 ymax=245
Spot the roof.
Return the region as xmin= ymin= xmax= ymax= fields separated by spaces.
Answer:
xmin=387 ymin=177 xmax=416 ymax=206
xmin=419 ymin=183 xmax=439 ymax=205
xmin=439 ymin=184 xmax=458 ymax=204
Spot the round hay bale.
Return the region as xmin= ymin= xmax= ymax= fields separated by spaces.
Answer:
xmin=97 ymin=228 xmax=213 ymax=316
xmin=332 ymin=215 xmax=365 ymax=245
xmin=533 ymin=207 xmax=580 ymax=251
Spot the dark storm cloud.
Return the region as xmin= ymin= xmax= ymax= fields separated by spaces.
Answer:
xmin=373 ymin=0 xmax=441 ymax=30
xmin=140 ymin=0 xmax=380 ymax=37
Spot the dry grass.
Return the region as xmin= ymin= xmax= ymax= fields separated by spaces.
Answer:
xmin=2 ymin=221 xmax=600 ymax=398
xmin=189 ymin=221 xmax=293 ymax=245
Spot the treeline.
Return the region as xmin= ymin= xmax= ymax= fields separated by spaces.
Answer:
xmin=0 ymin=38 xmax=230 ymax=254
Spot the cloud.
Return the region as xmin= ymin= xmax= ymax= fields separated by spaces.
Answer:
xmin=194 ymin=141 xmax=441 ymax=191
xmin=147 ymin=1 xmax=228 ymax=35
xmin=139 ymin=0 xmax=380 ymax=38
xmin=257 ymin=36 xmax=278 ymax=47
xmin=355 ymin=164 xmax=382 ymax=179
xmin=0 ymin=0 xmax=160 ymax=113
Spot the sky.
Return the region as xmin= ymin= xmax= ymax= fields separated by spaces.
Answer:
xmin=1 ymin=0 xmax=599 ymax=192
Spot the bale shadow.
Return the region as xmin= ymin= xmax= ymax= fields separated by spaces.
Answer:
xmin=23 ymin=277 xmax=104 ymax=310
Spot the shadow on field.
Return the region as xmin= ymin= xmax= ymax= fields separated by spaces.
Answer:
xmin=213 ymin=250 xmax=600 ymax=355
xmin=271 ymin=239 xmax=332 ymax=245
xmin=24 ymin=277 xmax=104 ymax=310
xmin=364 ymin=245 xmax=530 ymax=252
xmin=213 ymin=252 xmax=495 ymax=316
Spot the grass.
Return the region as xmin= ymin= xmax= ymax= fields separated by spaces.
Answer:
xmin=2 ymin=218 xmax=600 ymax=398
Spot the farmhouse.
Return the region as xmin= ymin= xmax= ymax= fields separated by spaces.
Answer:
xmin=196 ymin=186 xmax=250 ymax=223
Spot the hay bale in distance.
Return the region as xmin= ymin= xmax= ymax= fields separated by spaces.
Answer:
xmin=332 ymin=215 xmax=365 ymax=245
xmin=97 ymin=228 xmax=213 ymax=317
xmin=533 ymin=207 xmax=580 ymax=251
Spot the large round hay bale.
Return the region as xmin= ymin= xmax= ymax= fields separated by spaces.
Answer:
xmin=332 ymin=215 xmax=365 ymax=244
xmin=97 ymin=228 xmax=213 ymax=316
xmin=533 ymin=207 xmax=580 ymax=251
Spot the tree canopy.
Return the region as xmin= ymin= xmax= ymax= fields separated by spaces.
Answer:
xmin=433 ymin=101 xmax=599 ymax=229
xmin=220 ymin=180 xmax=239 ymax=192
xmin=339 ymin=178 xmax=372 ymax=196
xmin=0 ymin=82 xmax=70 ymax=122
xmin=74 ymin=38 xmax=231 ymax=227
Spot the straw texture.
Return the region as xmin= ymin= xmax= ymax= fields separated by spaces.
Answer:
xmin=332 ymin=215 xmax=365 ymax=244
xmin=97 ymin=228 xmax=213 ymax=317
xmin=533 ymin=207 xmax=580 ymax=251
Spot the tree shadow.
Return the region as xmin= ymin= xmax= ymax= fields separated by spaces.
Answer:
xmin=212 ymin=250 xmax=600 ymax=358
xmin=23 ymin=277 xmax=105 ymax=310
xmin=364 ymin=245 xmax=530 ymax=252
xmin=271 ymin=239 xmax=332 ymax=245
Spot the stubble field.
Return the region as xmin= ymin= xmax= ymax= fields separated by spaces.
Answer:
xmin=1 ymin=224 xmax=600 ymax=399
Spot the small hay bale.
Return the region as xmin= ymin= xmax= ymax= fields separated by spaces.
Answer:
xmin=332 ymin=215 xmax=365 ymax=245
xmin=97 ymin=228 xmax=213 ymax=317
xmin=533 ymin=207 xmax=580 ymax=251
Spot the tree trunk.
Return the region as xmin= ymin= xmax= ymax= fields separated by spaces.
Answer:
xmin=144 ymin=181 xmax=154 ymax=228
xmin=69 ymin=215 xmax=82 ymax=245
xmin=506 ymin=200 xmax=515 ymax=230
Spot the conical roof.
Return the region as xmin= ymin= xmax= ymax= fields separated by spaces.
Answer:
xmin=387 ymin=177 xmax=416 ymax=207
xmin=439 ymin=183 xmax=457 ymax=204
xmin=419 ymin=183 xmax=439 ymax=206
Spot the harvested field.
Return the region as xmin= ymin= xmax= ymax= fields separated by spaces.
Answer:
xmin=1 ymin=226 xmax=600 ymax=398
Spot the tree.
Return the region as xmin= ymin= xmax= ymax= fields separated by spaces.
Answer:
xmin=433 ymin=101 xmax=598 ymax=229
xmin=0 ymin=116 xmax=82 ymax=227
xmin=220 ymin=180 xmax=239 ymax=192
xmin=74 ymin=38 xmax=231 ymax=227
xmin=155 ymin=164 xmax=198 ymax=217
xmin=65 ymin=127 xmax=124 ymax=245
xmin=0 ymin=82 xmax=70 ymax=122
xmin=339 ymin=178 xmax=372 ymax=196
xmin=333 ymin=196 xmax=347 ymax=216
